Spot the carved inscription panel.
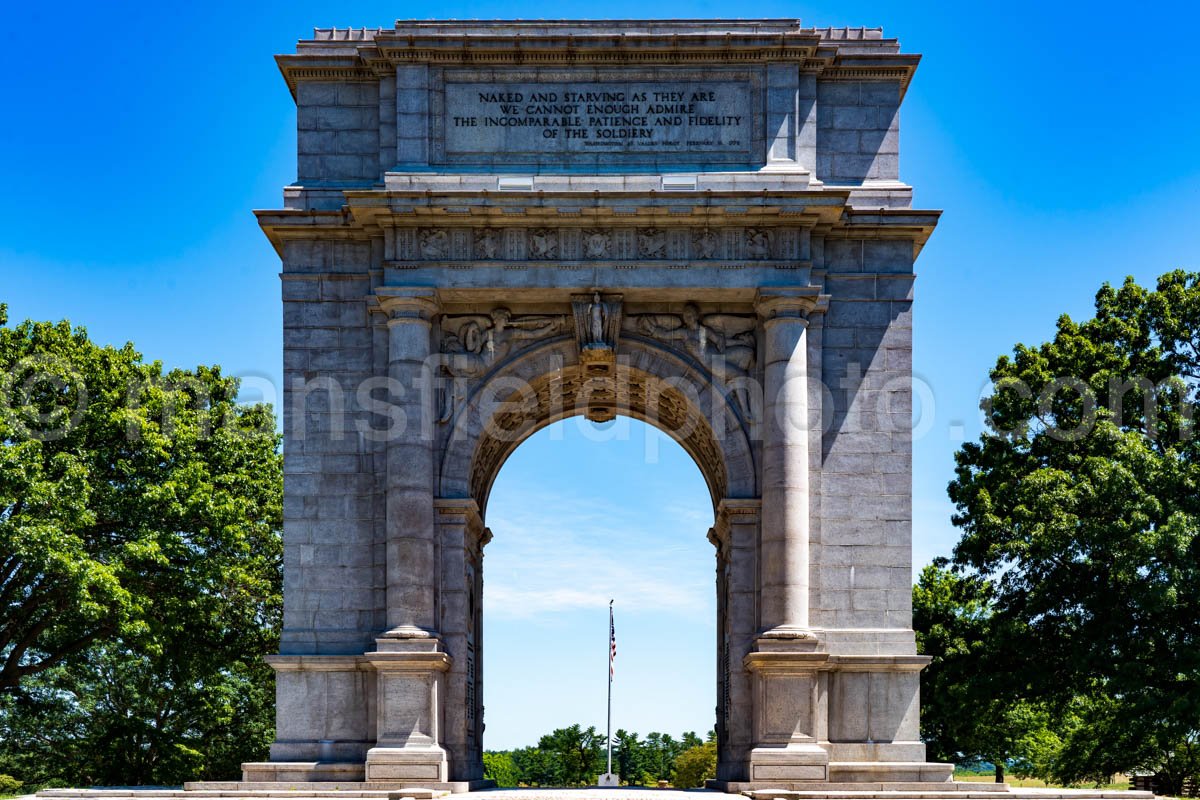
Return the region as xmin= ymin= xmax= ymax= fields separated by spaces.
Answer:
xmin=432 ymin=69 xmax=763 ymax=164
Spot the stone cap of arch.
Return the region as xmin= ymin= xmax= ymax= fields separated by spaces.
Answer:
xmin=439 ymin=337 xmax=756 ymax=509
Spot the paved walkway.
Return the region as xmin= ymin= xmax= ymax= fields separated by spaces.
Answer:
xmin=459 ymin=793 xmax=717 ymax=800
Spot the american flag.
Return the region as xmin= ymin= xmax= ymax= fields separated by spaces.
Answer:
xmin=609 ymin=602 xmax=616 ymax=678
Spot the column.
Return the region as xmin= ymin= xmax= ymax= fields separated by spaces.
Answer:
xmin=756 ymin=288 xmax=816 ymax=638
xmin=365 ymin=288 xmax=450 ymax=784
xmin=747 ymin=289 xmax=828 ymax=787
xmin=378 ymin=288 xmax=439 ymax=639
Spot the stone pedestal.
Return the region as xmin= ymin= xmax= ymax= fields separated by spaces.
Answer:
xmin=745 ymin=648 xmax=830 ymax=783
xmin=363 ymin=640 xmax=451 ymax=783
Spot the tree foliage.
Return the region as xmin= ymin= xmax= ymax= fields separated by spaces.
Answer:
xmin=482 ymin=751 xmax=520 ymax=788
xmin=913 ymin=564 xmax=1052 ymax=782
xmin=0 ymin=307 xmax=282 ymax=785
xmin=491 ymin=726 xmax=710 ymax=787
xmin=672 ymin=739 xmax=717 ymax=788
xmin=536 ymin=724 xmax=606 ymax=786
xmin=939 ymin=272 xmax=1200 ymax=791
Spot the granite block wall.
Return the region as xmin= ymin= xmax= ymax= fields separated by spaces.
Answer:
xmin=815 ymin=80 xmax=901 ymax=184
xmin=814 ymin=236 xmax=915 ymax=631
xmin=297 ymin=81 xmax=382 ymax=184
xmin=280 ymin=239 xmax=386 ymax=655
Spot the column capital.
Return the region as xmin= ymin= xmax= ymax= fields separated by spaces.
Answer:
xmin=718 ymin=497 xmax=762 ymax=524
xmin=433 ymin=496 xmax=480 ymax=518
xmin=754 ymin=287 xmax=822 ymax=321
xmin=434 ymin=497 xmax=483 ymax=529
xmin=372 ymin=287 xmax=439 ymax=323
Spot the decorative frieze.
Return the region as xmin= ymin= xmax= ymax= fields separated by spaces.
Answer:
xmin=389 ymin=226 xmax=802 ymax=262
xmin=694 ymin=227 xmax=721 ymax=259
xmin=474 ymin=228 xmax=501 ymax=259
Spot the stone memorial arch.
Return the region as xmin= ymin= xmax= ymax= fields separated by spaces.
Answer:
xmin=250 ymin=19 xmax=944 ymax=792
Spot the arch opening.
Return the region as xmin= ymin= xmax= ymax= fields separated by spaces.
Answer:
xmin=479 ymin=416 xmax=719 ymax=783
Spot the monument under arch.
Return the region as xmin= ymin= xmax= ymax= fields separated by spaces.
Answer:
xmin=251 ymin=18 xmax=946 ymax=792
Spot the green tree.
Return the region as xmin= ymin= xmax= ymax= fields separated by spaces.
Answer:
xmin=613 ymin=729 xmax=648 ymax=786
xmin=947 ymin=272 xmax=1200 ymax=792
xmin=510 ymin=745 xmax=557 ymax=787
xmin=0 ymin=308 xmax=282 ymax=785
xmin=482 ymin=751 xmax=520 ymax=787
xmin=534 ymin=724 xmax=604 ymax=786
xmin=672 ymin=739 xmax=717 ymax=788
xmin=912 ymin=564 xmax=1053 ymax=782
xmin=641 ymin=732 xmax=689 ymax=783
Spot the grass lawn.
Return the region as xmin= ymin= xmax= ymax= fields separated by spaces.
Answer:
xmin=955 ymin=772 xmax=1132 ymax=790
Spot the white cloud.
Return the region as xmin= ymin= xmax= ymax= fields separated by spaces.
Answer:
xmin=482 ymin=483 xmax=715 ymax=622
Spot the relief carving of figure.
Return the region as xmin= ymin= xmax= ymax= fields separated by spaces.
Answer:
xmin=583 ymin=229 xmax=610 ymax=259
xmin=475 ymin=228 xmax=501 ymax=260
xmin=625 ymin=303 xmax=757 ymax=412
xmin=437 ymin=307 xmax=568 ymax=423
xmin=529 ymin=229 xmax=559 ymax=260
xmin=440 ymin=307 xmax=568 ymax=381
xmin=746 ymin=228 xmax=771 ymax=259
xmin=420 ymin=228 xmax=448 ymax=259
xmin=639 ymin=228 xmax=667 ymax=259
xmin=693 ymin=228 xmax=720 ymax=259
xmin=491 ymin=307 xmax=567 ymax=342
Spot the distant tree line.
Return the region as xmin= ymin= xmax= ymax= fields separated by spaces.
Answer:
xmin=483 ymin=725 xmax=717 ymax=788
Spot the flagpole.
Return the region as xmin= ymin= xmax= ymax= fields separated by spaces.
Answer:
xmin=607 ymin=599 xmax=614 ymax=778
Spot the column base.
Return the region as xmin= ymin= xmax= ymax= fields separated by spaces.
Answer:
xmin=364 ymin=745 xmax=449 ymax=782
xmin=747 ymin=743 xmax=829 ymax=782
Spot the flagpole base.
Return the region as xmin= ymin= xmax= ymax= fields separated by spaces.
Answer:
xmin=597 ymin=773 xmax=620 ymax=787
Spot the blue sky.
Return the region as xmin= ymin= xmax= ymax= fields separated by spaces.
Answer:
xmin=3 ymin=0 xmax=1199 ymax=752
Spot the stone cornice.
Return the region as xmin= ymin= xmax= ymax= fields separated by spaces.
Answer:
xmin=743 ymin=652 xmax=932 ymax=673
xmin=832 ymin=208 xmax=942 ymax=257
xmin=341 ymin=189 xmax=851 ymax=230
xmin=277 ymin=20 xmax=919 ymax=98
xmin=363 ymin=651 xmax=453 ymax=672
xmin=265 ymin=655 xmax=372 ymax=672
xmin=254 ymin=203 xmax=942 ymax=256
